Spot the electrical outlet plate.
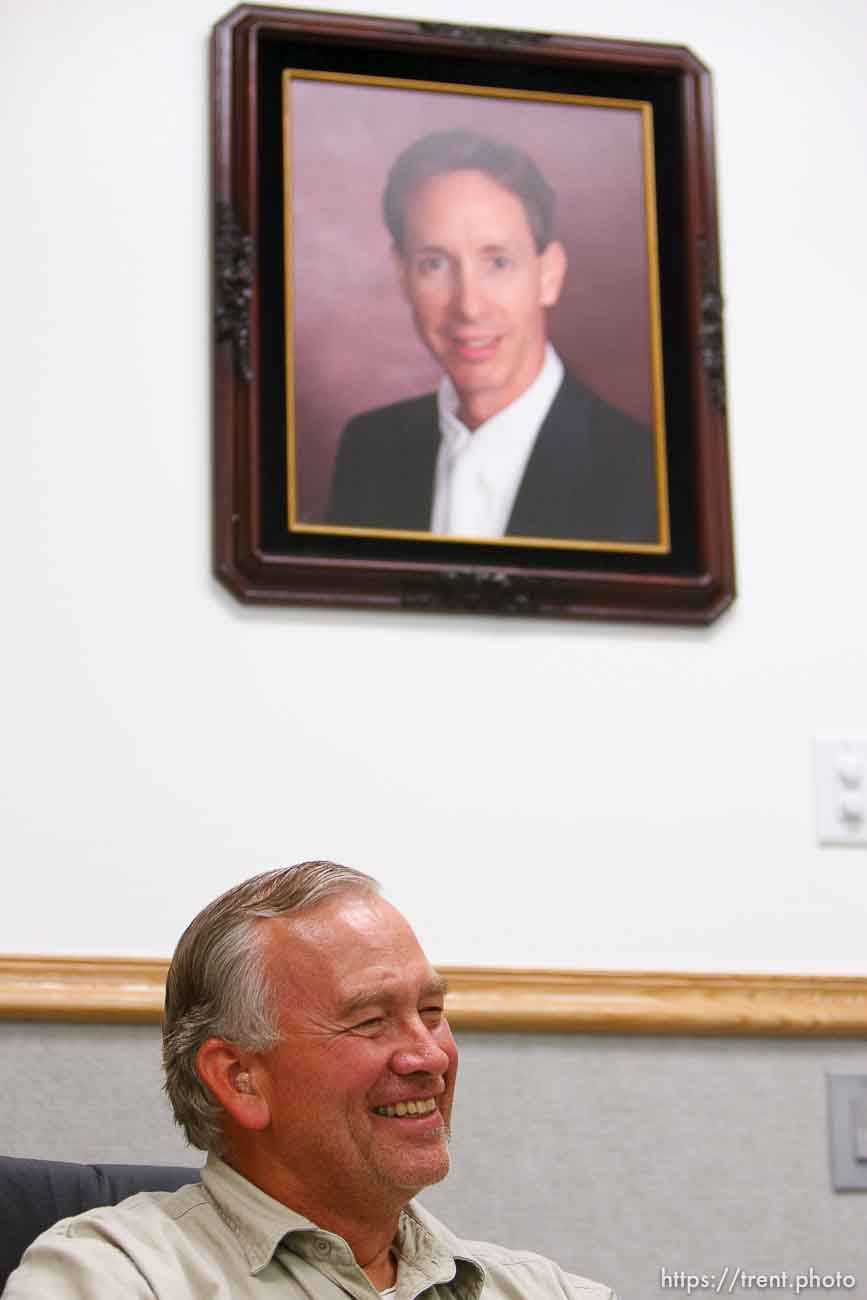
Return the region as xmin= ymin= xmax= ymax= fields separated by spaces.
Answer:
xmin=827 ymin=1074 xmax=867 ymax=1191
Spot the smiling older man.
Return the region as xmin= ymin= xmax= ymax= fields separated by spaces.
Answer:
xmin=5 ymin=862 xmax=615 ymax=1299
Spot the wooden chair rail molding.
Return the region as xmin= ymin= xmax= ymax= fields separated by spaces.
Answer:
xmin=1 ymin=957 xmax=867 ymax=1035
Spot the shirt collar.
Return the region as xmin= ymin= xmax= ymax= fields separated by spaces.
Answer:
xmin=400 ymin=1201 xmax=487 ymax=1300
xmin=433 ymin=345 xmax=564 ymax=538
xmin=201 ymin=1155 xmax=323 ymax=1275
xmin=200 ymin=1155 xmax=486 ymax=1297
xmin=395 ymin=1202 xmax=486 ymax=1300
xmin=436 ymin=343 xmax=564 ymax=460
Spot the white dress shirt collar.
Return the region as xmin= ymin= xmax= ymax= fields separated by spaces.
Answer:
xmin=431 ymin=345 xmax=564 ymax=538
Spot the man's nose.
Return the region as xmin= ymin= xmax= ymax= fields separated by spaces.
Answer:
xmin=390 ymin=1017 xmax=451 ymax=1076
xmin=450 ymin=264 xmax=484 ymax=319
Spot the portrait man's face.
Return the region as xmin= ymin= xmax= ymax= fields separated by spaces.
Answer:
xmin=248 ymin=892 xmax=457 ymax=1215
xmin=395 ymin=167 xmax=567 ymax=429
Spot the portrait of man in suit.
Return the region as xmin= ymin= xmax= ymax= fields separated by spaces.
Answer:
xmin=326 ymin=129 xmax=660 ymax=547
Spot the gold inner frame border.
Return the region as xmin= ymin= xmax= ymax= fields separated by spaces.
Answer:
xmin=282 ymin=69 xmax=670 ymax=555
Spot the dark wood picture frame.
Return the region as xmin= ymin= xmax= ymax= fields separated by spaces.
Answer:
xmin=213 ymin=5 xmax=734 ymax=624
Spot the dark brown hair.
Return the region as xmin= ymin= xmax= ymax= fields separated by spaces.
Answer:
xmin=383 ymin=128 xmax=556 ymax=253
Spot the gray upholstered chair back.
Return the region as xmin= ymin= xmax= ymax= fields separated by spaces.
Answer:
xmin=0 ymin=1156 xmax=198 ymax=1290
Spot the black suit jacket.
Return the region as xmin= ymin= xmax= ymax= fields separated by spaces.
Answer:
xmin=327 ymin=370 xmax=659 ymax=545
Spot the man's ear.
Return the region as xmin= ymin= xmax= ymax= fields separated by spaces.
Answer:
xmin=539 ymin=240 xmax=567 ymax=308
xmin=195 ymin=1038 xmax=271 ymax=1132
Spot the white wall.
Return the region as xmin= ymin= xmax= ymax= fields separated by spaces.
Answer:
xmin=2 ymin=0 xmax=866 ymax=973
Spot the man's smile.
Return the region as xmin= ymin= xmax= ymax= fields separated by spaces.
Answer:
xmin=372 ymin=1097 xmax=439 ymax=1118
xmin=448 ymin=334 xmax=502 ymax=364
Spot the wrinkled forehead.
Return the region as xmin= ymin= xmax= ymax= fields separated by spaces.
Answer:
xmin=257 ymin=893 xmax=440 ymax=1013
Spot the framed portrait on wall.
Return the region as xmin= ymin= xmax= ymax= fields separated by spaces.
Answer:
xmin=213 ymin=6 xmax=734 ymax=623
xmin=286 ymin=72 xmax=669 ymax=556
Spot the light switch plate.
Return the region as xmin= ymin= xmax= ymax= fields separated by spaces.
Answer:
xmin=815 ymin=734 xmax=867 ymax=846
xmin=827 ymin=1074 xmax=867 ymax=1190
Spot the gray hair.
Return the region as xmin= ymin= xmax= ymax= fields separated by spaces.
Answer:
xmin=162 ymin=861 xmax=379 ymax=1152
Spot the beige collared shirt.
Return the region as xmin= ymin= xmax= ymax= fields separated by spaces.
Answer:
xmin=3 ymin=1154 xmax=616 ymax=1300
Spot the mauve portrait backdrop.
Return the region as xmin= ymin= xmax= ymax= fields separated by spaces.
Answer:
xmin=286 ymin=74 xmax=657 ymax=527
